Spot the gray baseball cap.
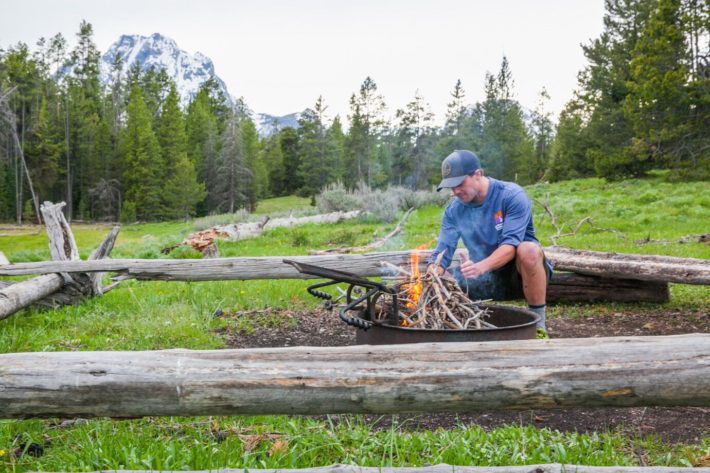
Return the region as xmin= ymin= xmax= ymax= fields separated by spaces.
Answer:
xmin=436 ymin=150 xmax=481 ymax=191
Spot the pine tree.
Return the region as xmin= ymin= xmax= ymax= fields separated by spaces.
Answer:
xmin=625 ymin=0 xmax=707 ymax=178
xmin=392 ymin=90 xmax=435 ymax=188
xmin=157 ymin=85 xmax=187 ymax=177
xmin=215 ymin=112 xmax=251 ymax=213
xmin=548 ymin=97 xmax=595 ymax=181
xmin=328 ymin=115 xmax=346 ymax=183
xmin=344 ymin=77 xmax=387 ymax=186
xmin=65 ymin=20 xmax=103 ymax=219
xmin=262 ymin=133 xmax=285 ymax=198
xmin=578 ymin=0 xmax=657 ymax=178
xmin=479 ymin=57 xmax=535 ymax=183
xmin=186 ymin=87 xmax=219 ymax=213
xmin=528 ymin=88 xmax=555 ymax=182
xmin=240 ymin=115 xmax=262 ymax=211
xmin=157 ymin=83 xmax=200 ymax=216
xmin=279 ymin=127 xmax=302 ymax=194
xmin=24 ymin=96 xmax=61 ymax=203
xmin=120 ymin=83 xmax=164 ymax=220
xmin=298 ymin=96 xmax=340 ymax=196
xmin=163 ymin=154 xmax=206 ymax=220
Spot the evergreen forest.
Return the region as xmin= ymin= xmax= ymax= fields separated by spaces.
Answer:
xmin=0 ymin=0 xmax=708 ymax=224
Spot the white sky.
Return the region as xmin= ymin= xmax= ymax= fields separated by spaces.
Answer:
xmin=1 ymin=0 xmax=605 ymax=124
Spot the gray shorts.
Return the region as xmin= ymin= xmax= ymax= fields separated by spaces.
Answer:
xmin=457 ymin=258 xmax=553 ymax=302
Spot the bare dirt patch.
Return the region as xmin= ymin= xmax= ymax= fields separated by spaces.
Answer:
xmin=219 ymin=305 xmax=709 ymax=444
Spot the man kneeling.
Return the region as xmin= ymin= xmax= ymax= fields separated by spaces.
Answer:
xmin=429 ymin=150 xmax=552 ymax=338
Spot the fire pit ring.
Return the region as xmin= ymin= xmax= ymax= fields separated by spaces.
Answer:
xmin=283 ymin=259 xmax=540 ymax=344
xmin=355 ymin=304 xmax=540 ymax=344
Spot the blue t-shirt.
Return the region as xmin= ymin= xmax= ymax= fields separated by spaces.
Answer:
xmin=430 ymin=178 xmax=539 ymax=269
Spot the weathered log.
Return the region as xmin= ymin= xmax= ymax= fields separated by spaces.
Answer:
xmin=166 ymin=211 xmax=363 ymax=256
xmin=0 ymin=279 xmax=89 ymax=308
xmin=0 ymin=204 xmax=120 ymax=319
xmin=0 ymin=274 xmax=65 ymax=320
xmin=545 ymin=247 xmax=710 ymax=285
xmin=1 ymin=248 xmax=707 ymax=287
xmin=1 ymin=334 xmax=708 ymax=419
xmin=87 ymin=225 xmax=120 ymax=295
xmin=546 ymin=272 xmax=669 ymax=303
xmin=39 ymin=464 xmax=710 ymax=473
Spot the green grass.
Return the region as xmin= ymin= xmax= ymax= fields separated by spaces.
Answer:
xmin=254 ymin=195 xmax=312 ymax=215
xmin=1 ymin=416 xmax=706 ymax=471
xmin=0 ymin=177 xmax=709 ymax=471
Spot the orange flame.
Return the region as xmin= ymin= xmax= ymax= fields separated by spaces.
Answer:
xmin=406 ymin=243 xmax=429 ymax=310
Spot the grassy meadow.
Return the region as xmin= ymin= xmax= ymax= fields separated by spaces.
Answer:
xmin=0 ymin=175 xmax=708 ymax=471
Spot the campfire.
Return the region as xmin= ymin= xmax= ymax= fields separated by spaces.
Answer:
xmin=377 ymin=250 xmax=496 ymax=330
xmin=284 ymin=253 xmax=497 ymax=332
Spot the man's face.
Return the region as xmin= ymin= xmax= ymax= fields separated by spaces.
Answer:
xmin=451 ymin=170 xmax=481 ymax=203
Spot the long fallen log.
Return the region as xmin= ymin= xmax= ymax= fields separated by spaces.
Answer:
xmin=1 ymin=334 xmax=708 ymax=419
xmin=41 ymin=464 xmax=710 ymax=473
xmin=1 ymin=248 xmax=708 ymax=285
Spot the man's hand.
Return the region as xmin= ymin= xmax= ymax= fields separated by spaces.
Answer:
xmin=427 ymin=264 xmax=445 ymax=276
xmin=459 ymin=252 xmax=487 ymax=279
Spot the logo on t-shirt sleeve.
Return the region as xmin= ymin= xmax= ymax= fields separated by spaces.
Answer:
xmin=495 ymin=210 xmax=503 ymax=231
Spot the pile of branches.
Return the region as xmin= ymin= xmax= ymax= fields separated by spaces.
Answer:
xmin=378 ymin=262 xmax=495 ymax=330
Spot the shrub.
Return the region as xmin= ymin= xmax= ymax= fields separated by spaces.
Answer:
xmin=315 ymin=183 xmax=449 ymax=222
xmin=315 ymin=182 xmax=360 ymax=213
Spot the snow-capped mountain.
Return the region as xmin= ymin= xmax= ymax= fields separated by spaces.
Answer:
xmin=98 ymin=33 xmax=304 ymax=135
xmin=99 ymin=33 xmax=232 ymax=107
xmin=255 ymin=112 xmax=302 ymax=138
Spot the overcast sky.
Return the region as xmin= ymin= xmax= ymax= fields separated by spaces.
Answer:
xmin=1 ymin=0 xmax=605 ymax=124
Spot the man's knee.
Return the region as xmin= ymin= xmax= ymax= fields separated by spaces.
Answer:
xmin=515 ymin=242 xmax=544 ymax=271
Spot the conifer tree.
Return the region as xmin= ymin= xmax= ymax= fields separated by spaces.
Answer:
xmin=625 ymin=0 xmax=707 ymax=178
xmin=547 ymin=98 xmax=595 ymax=181
xmin=298 ymin=96 xmax=340 ymax=196
xmin=157 ymin=84 xmax=187 ymax=178
xmin=164 ymin=154 xmax=206 ymax=220
xmin=239 ymin=115 xmax=262 ymax=210
xmin=328 ymin=115 xmax=346 ymax=183
xmin=120 ymin=83 xmax=164 ymax=220
xmin=186 ymin=87 xmax=219 ymax=213
xmin=528 ymin=88 xmax=555 ymax=182
xmin=262 ymin=133 xmax=285 ymax=197
xmin=392 ymin=90 xmax=435 ymax=188
xmin=345 ymin=77 xmax=387 ymax=186
xmin=279 ymin=127 xmax=302 ymax=194
xmin=215 ymin=112 xmax=251 ymax=213
xmin=479 ymin=57 xmax=535 ymax=183
xmin=24 ymin=96 xmax=61 ymax=203
xmin=578 ymin=0 xmax=657 ymax=178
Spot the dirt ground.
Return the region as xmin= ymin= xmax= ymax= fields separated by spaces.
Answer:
xmin=219 ymin=304 xmax=710 ymax=444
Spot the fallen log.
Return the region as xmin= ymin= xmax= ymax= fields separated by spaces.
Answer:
xmin=1 ymin=334 xmax=708 ymax=419
xmin=39 ymin=464 xmax=710 ymax=473
xmin=546 ymin=272 xmax=669 ymax=303
xmin=1 ymin=248 xmax=706 ymax=286
xmin=0 ymin=202 xmax=120 ymax=319
xmin=546 ymin=247 xmax=710 ymax=285
xmin=164 ymin=211 xmax=362 ymax=256
xmin=0 ymin=274 xmax=65 ymax=320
